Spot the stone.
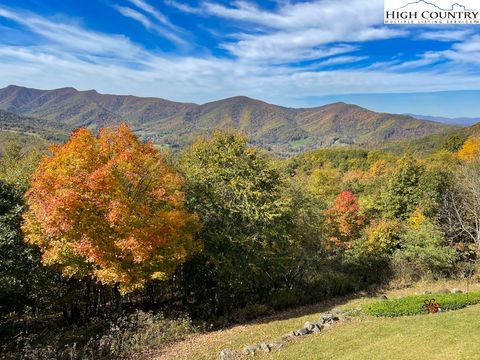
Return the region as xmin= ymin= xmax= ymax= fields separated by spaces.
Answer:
xmin=321 ymin=312 xmax=340 ymax=324
xmin=321 ymin=313 xmax=334 ymax=323
xmin=242 ymin=345 xmax=260 ymax=355
xmin=312 ymin=324 xmax=323 ymax=333
xmin=271 ymin=341 xmax=284 ymax=350
xmin=304 ymin=321 xmax=317 ymax=331
xmin=281 ymin=332 xmax=295 ymax=342
xmin=423 ymin=291 xmax=432 ymax=295
xmin=294 ymin=327 xmax=309 ymax=336
xmin=260 ymin=343 xmax=271 ymax=353
xmin=379 ymin=295 xmax=388 ymax=300
xmin=220 ymin=349 xmax=237 ymax=360
xmin=452 ymin=288 xmax=463 ymax=294
xmin=438 ymin=288 xmax=451 ymax=294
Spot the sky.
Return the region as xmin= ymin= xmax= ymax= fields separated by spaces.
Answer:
xmin=0 ymin=0 xmax=480 ymax=117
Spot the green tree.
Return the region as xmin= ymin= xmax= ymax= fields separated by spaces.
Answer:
xmin=306 ymin=166 xmax=342 ymax=206
xmin=0 ymin=141 xmax=43 ymax=190
xmin=0 ymin=179 xmax=61 ymax=318
xmin=383 ymin=157 xmax=425 ymax=220
xmin=179 ymin=132 xmax=296 ymax=315
xmin=393 ymin=220 xmax=457 ymax=280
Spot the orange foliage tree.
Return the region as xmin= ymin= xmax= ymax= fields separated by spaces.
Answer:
xmin=324 ymin=191 xmax=365 ymax=249
xmin=23 ymin=124 xmax=200 ymax=293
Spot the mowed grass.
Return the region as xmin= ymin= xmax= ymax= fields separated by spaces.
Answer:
xmin=151 ymin=280 xmax=480 ymax=360
xmin=260 ymin=305 xmax=480 ymax=360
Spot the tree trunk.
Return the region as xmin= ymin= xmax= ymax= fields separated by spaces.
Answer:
xmin=114 ymin=283 xmax=122 ymax=312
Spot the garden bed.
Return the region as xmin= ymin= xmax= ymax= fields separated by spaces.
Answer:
xmin=363 ymin=291 xmax=480 ymax=317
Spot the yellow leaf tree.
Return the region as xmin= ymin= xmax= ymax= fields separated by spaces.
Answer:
xmin=458 ymin=135 xmax=480 ymax=162
xmin=23 ymin=124 xmax=200 ymax=293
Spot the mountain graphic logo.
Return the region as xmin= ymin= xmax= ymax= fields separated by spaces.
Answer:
xmin=385 ymin=0 xmax=480 ymax=24
xmin=394 ymin=1 xmax=476 ymax=11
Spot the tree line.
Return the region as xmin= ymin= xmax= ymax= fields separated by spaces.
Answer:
xmin=1 ymin=125 xmax=480 ymax=354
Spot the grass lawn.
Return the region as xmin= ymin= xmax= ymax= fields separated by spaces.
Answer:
xmin=150 ymin=280 xmax=480 ymax=360
xmin=260 ymin=305 xmax=480 ymax=360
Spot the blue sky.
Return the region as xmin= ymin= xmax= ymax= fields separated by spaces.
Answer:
xmin=0 ymin=0 xmax=480 ymax=117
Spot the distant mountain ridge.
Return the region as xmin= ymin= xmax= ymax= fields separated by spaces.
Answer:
xmin=406 ymin=113 xmax=480 ymax=126
xmin=0 ymin=85 xmax=456 ymax=153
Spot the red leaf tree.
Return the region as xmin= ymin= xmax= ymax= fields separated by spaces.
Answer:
xmin=324 ymin=191 xmax=364 ymax=249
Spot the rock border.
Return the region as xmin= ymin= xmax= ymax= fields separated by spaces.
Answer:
xmin=219 ymin=310 xmax=349 ymax=359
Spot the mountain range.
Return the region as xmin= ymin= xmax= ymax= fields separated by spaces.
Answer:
xmin=0 ymin=85 xmax=456 ymax=153
xmin=406 ymin=114 xmax=480 ymax=127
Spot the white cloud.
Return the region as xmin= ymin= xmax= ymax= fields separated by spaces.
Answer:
xmin=114 ymin=1 xmax=187 ymax=46
xmin=128 ymin=0 xmax=178 ymax=29
xmin=115 ymin=6 xmax=153 ymax=29
xmin=193 ymin=0 xmax=409 ymax=62
xmin=164 ymin=0 xmax=203 ymax=14
xmin=0 ymin=7 xmax=142 ymax=59
xmin=418 ymin=30 xmax=474 ymax=42
xmin=0 ymin=2 xmax=480 ymax=108
xmin=315 ymin=56 xmax=368 ymax=67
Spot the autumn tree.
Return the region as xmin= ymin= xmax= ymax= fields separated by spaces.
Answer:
xmin=457 ymin=135 xmax=480 ymax=162
xmin=306 ymin=166 xmax=342 ymax=206
xmin=361 ymin=218 xmax=402 ymax=255
xmin=23 ymin=124 xmax=200 ymax=294
xmin=324 ymin=191 xmax=364 ymax=249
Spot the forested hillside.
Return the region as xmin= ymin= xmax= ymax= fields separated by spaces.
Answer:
xmin=0 ymin=85 xmax=454 ymax=153
xmin=2 ymin=124 xmax=480 ymax=358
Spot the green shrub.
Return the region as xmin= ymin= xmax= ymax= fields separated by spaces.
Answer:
xmin=392 ymin=221 xmax=457 ymax=283
xmin=4 ymin=311 xmax=195 ymax=360
xmin=364 ymin=292 xmax=480 ymax=317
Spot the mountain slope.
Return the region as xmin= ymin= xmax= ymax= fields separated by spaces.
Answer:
xmin=406 ymin=114 xmax=480 ymax=127
xmin=296 ymin=103 xmax=449 ymax=146
xmin=380 ymin=122 xmax=480 ymax=155
xmin=0 ymin=85 xmax=455 ymax=152
xmin=0 ymin=108 xmax=68 ymax=142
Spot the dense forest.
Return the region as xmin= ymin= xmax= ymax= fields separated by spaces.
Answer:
xmin=1 ymin=124 xmax=480 ymax=359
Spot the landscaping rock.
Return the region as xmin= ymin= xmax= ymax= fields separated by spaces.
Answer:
xmin=312 ymin=324 xmax=323 ymax=333
xmin=321 ymin=312 xmax=340 ymax=324
xmin=219 ymin=349 xmax=237 ymax=360
xmin=294 ymin=327 xmax=309 ymax=336
xmin=232 ymin=310 xmax=349 ymax=357
xmin=242 ymin=344 xmax=260 ymax=355
xmin=281 ymin=332 xmax=295 ymax=341
xmin=304 ymin=321 xmax=318 ymax=331
xmin=321 ymin=313 xmax=334 ymax=323
xmin=271 ymin=341 xmax=284 ymax=350
xmin=260 ymin=343 xmax=272 ymax=353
